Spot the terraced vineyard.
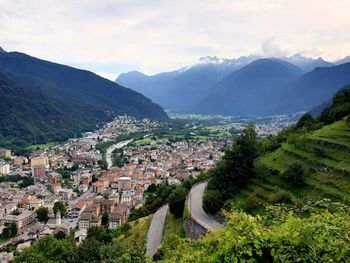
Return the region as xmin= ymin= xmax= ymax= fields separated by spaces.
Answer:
xmin=229 ymin=117 xmax=350 ymax=211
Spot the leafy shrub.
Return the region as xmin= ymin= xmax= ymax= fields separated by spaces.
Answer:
xmin=169 ymin=186 xmax=188 ymax=218
xmin=281 ymin=162 xmax=306 ymax=187
xmin=313 ymin=147 xmax=327 ymax=158
xmin=242 ymin=194 xmax=261 ymax=212
xmin=268 ymin=190 xmax=293 ymax=204
xmin=203 ymin=189 xmax=224 ymax=215
xmin=159 ymin=206 xmax=350 ymax=263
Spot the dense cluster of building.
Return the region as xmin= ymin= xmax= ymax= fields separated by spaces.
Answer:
xmin=0 ymin=115 xmax=224 ymax=255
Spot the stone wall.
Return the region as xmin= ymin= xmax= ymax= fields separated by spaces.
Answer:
xmin=183 ymin=219 xmax=207 ymax=239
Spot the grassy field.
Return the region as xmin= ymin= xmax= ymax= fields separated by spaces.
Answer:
xmin=26 ymin=142 xmax=56 ymax=150
xmin=228 ymin=118 xmax=350 ymax=212
xmin=135 ymin=138 xmax=152 ymax=145
xmin=114 ymin=215 xmax=152 ymax=248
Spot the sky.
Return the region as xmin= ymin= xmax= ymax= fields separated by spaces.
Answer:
xmin=0 ymin=0 xmax=350 ymax=80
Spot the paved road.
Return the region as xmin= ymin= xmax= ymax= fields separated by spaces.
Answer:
xmin=106 ymin=140 xmax=133 ymax=169
xmin=146 ymin=205 xmax=169 ymax=258
xmin=188 ymin=182 xmax=226 ymax=230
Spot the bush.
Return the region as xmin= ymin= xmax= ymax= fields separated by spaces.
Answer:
xmin=36 ymin=207 xmax=49 ymax=223
xmin=169 ymin=186 xmax=188 ymax=218
xmin=242 ymin=195 xmax=261 ymax=212
xmin=159 ymin=207 xmax=350 ymax=263
xmin=203 ymin=189 xmax=223 ymax=215
xmin=268 ymin=191 xmax=293 ymax=204
xmin=281 ymin=163 xmax=306 ymax=187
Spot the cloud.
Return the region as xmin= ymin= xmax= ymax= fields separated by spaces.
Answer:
xmin=0 ymin=0 xmax=349 ymax=74
xmin=260 ymin=38 xmax=290 ymax=57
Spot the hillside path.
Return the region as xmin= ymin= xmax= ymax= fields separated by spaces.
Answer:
xmin=146 ymin=204 xmax=169 ymax=258
xmin=188 ymin=182 xmax=226 ymax=230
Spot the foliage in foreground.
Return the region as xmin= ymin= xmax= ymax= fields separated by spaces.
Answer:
xmin=14 ymin=225 xmax=145 ymax=263
xmin=159 ymin=204 xmax=350 ymax=263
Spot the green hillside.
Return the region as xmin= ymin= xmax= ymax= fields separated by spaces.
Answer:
xmin=228 ymin=117 xmax=350 ymax=212
xmin=156 ymin=91 xmax=350 ymax=262
xmin=0 ymin=73 xmax=102 ymax=152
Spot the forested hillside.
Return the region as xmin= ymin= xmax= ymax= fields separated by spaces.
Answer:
xmin=0 ymin=73 xmax=100 ymax=151
xmin=0 ymin=51 xmax=167 ymax=121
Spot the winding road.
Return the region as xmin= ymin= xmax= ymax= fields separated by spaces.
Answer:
xmin=106 ymin=139 xmax=133 ymax=169
xmin=188 ymin=182 xmax=226 ymax=230
xmin=146 ymin=205 xmax=169 ymax=258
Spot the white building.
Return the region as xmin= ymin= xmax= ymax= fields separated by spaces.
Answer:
xmin=120 ymin=191 xmax=132 ymax=204
xmin=0 ymin=161 xmax=10 ymax=175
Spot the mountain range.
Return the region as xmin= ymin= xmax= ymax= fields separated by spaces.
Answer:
xmin=116 ymin=54 xmax=350 ymax=115
xmin=0 ymin=48 xmax=168 ymax=149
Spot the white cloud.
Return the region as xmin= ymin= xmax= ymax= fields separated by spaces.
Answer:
xmin=260 ymin=38 xmax=290 ymax=57
xmin=0 ymin=0 xmax=349 ymax=74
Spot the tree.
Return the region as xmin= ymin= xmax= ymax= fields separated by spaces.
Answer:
xmin=54 ymin=230 xmax=67 ymax=240
xmin=282 ymin=162 xmax=306 ymax=187
xmin=10 ymin=223 xmax=18 ymax=237
xmin=36 ymin=207 xmax=49 ymax=223
xmin=203 ymin=123 xmax=258 ymax=213
xmin=147 ymin=184 xmax=157 ymax=193
xmin=319 ymin=87 xmax=350 ymax=124
xmin=169 ymin=186 xmax=188 ymax=218
xmin=53 ymin=201 xmax=67 ymax=216
xmin=2 ymin=223 xmax=18 ymax=238
xmin=203 ymin=189 xmax=223 ymax=215
xmin=296 ymin=113 xmax=317 ymax=130
xmin=2 ymin=227 xmax=11 ymax=239
xmin=101 ymin=212 xmax=109 ymax=227
xmin=209 ymin=123 xmax=258 ymax=197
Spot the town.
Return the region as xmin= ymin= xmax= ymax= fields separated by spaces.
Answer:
xmin=0 ymin=113 xmax=298 ymax=261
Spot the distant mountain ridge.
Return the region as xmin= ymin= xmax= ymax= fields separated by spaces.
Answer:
xmin=195 ymin=59 xmax=305 ymax=115
xmin=117 ymin=55 xmax=260 ymax=111
xmin=279 ymin=54 xmax=334 ymax=72
xmin=276 ymin=62 xmax=350 ymax=113
xmin=117 ymin=53 xmax=350 ymax=115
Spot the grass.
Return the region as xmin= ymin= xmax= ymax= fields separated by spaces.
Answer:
xmin=231 ymin=118 xmax=350 ymax=212
xmin=282 ymin=143 xmax=350 ymax=172
xmin=114 ymin=215 xmax=152 ymax=247
xmin=135 ymin=138 xmax=152 ymax=145
xmin=26 ymin=142 xmax=56 ymax=150
xmin=163 ymin=212 xmax=184 ymax=241
xmin=309 ymin=119 xmax=350 ymax=147
xmin=159 ymin=212 xmax=185 ymax=254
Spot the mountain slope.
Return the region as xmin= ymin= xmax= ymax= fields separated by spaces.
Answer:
xmin=0 ymin=51 xmax=168 ymax=120
xmin=195 ymin=59 xmax=304 ymax=115
xmin=0 ymin=73 xmax=97 ymax=149
xmin=116 ymin=56 xmax=259 ymax=112
xmin=276 ymin=62 xmax=350 ymax=113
